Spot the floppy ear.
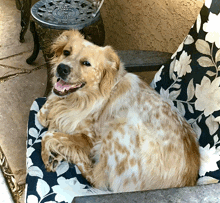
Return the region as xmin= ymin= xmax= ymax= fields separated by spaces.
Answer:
xmin=103 ymin=46 xmax=120 ymax=70
xmin=51 ymin=30 xmax=84 ymax=57
xmin=99 ymin=46 xmax=121 ymax=96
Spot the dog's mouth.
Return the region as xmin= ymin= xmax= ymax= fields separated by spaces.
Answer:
xmin=53 ymin=78 xmax=86 ymax=96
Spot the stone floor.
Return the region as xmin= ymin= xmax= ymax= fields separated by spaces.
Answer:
xmin=0 ymin=0 xmax=47 ymax=202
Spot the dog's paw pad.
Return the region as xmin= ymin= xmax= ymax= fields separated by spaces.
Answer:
xmin=48 ymin=156 xmax=53 ymax=164
xmin=43 ymin=151 xmax=63 ymax=172
xmin=53 ymin=160 xmax=59 ymax=169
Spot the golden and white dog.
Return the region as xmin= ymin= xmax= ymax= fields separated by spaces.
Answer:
xmin=37 ymin=30 xmax=200 ymax=192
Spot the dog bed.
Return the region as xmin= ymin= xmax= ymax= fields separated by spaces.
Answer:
xmin=25 ymin=0 xmax=220 ymax=202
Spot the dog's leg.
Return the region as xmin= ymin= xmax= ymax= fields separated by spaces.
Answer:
xmin=41 ymin=131 xmax=94 ymax=175
xmin=37 ymin=100 xmax=51 ymax=127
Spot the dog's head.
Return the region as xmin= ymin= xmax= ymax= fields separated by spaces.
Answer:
xmin=50 ymin=30 xmax=123 ymax=97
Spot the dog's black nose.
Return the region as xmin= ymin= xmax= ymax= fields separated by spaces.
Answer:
xmin=57 ymin=63 xmax=71 ymax=79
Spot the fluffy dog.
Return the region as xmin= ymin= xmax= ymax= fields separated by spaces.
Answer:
xmin=37 ymin=30 xmax=200 ymax=192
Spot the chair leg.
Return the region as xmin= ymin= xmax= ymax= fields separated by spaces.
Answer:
xmin=15 ymin=0 xmax=21 ymax=10
xmin=20 ymin=0 xmax=32 ymax=42
xmin=26 ymin=21 xmax=40 ymax=64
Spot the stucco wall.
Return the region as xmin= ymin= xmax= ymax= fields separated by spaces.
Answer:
xmin=100 ymin=0 xmax=205 ymax=53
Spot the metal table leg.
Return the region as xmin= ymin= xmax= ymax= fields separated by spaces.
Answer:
xmin=15 ymin=0 xmax=21 ymax=10
xmin=26 ymin=21 xmax=40 ymax=64
xmin=20 ymin=0 xmax=32 ymax=42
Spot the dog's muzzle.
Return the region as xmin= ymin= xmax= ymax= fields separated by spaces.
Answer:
xmin=57 ymin=63 xmax=71 ymax=80
xmin=53 ymin=63 xmax=85 ymax=96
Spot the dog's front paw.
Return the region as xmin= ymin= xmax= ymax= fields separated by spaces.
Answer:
xmin=41 ymin=149 xmax=64 ymax=172
xmin=41 ymin=132 xmax=65 ymax=172
xmin=37 ymin=105 xmax=49 ymax=127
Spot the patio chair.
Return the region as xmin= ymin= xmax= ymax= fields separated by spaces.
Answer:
xmin=25 ymin=0 xmax=220 ymax=202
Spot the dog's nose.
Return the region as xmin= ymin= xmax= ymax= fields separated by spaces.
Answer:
xmin=57 ymin=63 xmax=71 ymax=79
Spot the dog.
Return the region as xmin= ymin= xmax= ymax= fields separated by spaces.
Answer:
xmin=37 ymin=30 xmax=200 ymax=192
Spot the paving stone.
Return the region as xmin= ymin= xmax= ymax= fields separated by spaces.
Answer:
xmin=0 ymin=65 xmax=24 ymax=78
xmin=0 ymin=51 xmax=46 ymax=70
xmin=0 ymin=44 xmax=34 ymax=60
xmin=0 ymin=67 xmax=47 ymax=183
xmin=0 ymin=0 xmax=33 ymax=49
xmin=0 ymin=0 xmax=35 ymax=60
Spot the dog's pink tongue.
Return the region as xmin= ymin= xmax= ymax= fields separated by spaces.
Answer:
xmin=55 ymin=79 xmax=72 ymax=91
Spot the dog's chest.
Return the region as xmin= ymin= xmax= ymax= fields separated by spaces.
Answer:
xmin=48 ymin=103 xmax=100 ymax=136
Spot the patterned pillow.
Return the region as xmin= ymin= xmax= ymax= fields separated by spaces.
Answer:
xmin=151 ymin=0 xmax=220 ymax=185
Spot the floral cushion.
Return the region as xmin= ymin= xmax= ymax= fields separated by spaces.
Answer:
xmin=26 ymin=98 xmax=101 ymax=203
xmin=151 ymin=0 xmax=220 ymax=185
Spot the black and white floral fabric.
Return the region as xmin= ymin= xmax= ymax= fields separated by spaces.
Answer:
xmin=26 ymin=98 xmax=104 ymax=203
xmin=151 ymin=0 xmax=220 ymax=185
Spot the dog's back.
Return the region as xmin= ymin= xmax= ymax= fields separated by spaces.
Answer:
xmin=92 ymin=73 xmax=200 ymax=192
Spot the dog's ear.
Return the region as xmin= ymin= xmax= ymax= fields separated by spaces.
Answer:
xmin=103 ymin=46 xmax=120 ymax=70
xmin=51 ymin=30 xmax=84 ymax=57
xmin=99 ymin=46 xmax=120 ymax=96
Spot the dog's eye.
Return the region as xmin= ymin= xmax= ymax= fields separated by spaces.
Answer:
xmin=63 ymin=50 xmax=70 ymax=56
xmin=82 ymin=61 xmax=91 ymax=66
